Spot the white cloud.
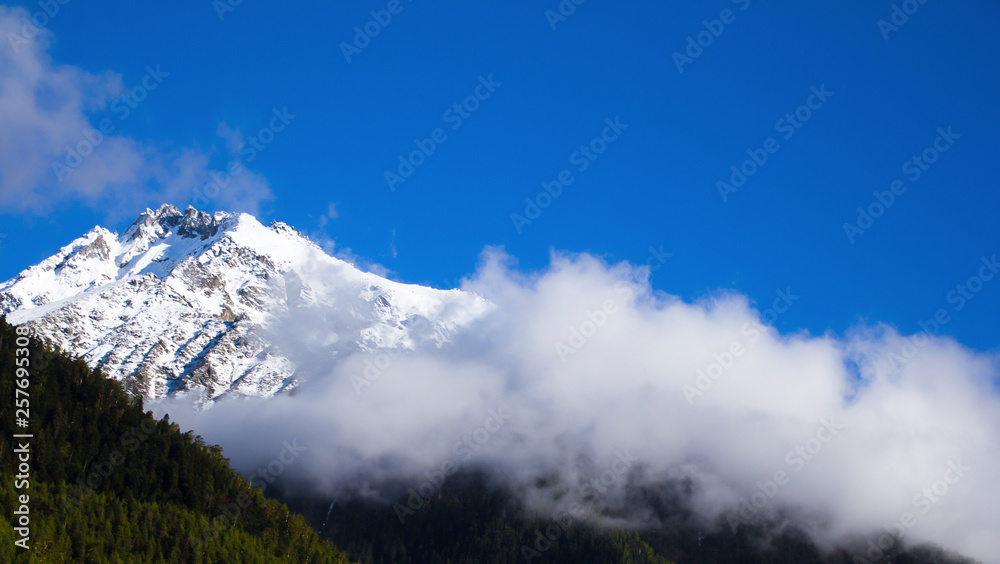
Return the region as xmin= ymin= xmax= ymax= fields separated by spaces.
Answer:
xmin=318 ymin=202 xmax=338 ymax=227
xmin=0 ymin=6 xmax=273 ymax=217
xmin=160 ymin=248 xmax=1000 ymax=563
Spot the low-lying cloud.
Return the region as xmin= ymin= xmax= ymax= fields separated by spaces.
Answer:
xmin=159 ymin=248 xmax=1000 ymax=563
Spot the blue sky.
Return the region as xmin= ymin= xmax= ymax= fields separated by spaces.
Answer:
xmin=0 ymin=0 xmax=998 ymax=350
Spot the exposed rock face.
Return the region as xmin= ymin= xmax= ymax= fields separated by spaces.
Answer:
xmin=0 ymin=204 xmax=491 ymax=403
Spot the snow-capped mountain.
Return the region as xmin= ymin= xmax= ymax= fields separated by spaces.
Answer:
xmin=0 ymin=204 xmax=491 ymax=401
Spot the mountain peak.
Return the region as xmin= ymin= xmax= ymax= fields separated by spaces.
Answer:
xmin=157 ymin=202 xmax=182 ymax=216
xmin=122 ymin=203 xmax=230 ymax=245
xmin=0 ymin=206 xmax=491 ymax=402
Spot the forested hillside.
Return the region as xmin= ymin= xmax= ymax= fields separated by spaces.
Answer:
xmin=0 ymin=316 xmax=350 ymax=563
xmin=294 ymin=474 xmax=979 ymax=564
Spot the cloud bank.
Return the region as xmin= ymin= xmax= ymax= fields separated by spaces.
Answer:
xmin=159 ymin=249 xmax=1000 ymax=563
xmin=0 ymin=6 xmax=272 ymax=216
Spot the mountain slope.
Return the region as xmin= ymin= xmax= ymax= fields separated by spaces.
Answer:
xmin=0 ymin=205 xmax=490 ymax=401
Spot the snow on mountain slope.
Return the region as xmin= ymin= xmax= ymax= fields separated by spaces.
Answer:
xmin=0 ymin=204 xmax=491 ymax=401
